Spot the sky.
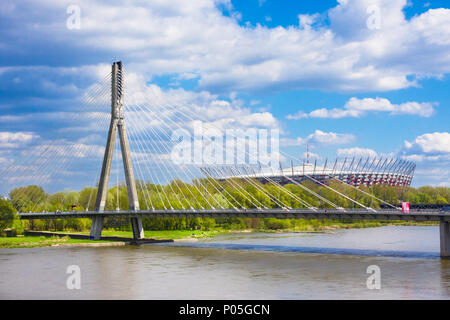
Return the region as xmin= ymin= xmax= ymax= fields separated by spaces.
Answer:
xmin=0 ymin=0 xmax=449 ymax=193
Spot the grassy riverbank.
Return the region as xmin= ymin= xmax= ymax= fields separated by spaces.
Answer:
xmin=0 ymin=236 xmax=114 ymax=248
xmin=0 ymin=220 xmax=439 ymax=248
xmin=77 ymin=229 xmax=227 ymax=240
xmin=0 ymin=229 xmax=227 ymax=248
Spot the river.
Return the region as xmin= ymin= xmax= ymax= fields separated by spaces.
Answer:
xmin=0 ymin=226 xmax=449 ymax=299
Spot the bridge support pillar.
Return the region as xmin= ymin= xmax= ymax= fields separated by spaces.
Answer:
xmin=90 ymin=216 xmax=104 ymax=240
xmin=440 ymin=221 xmax=450 ymax=258
xmin=90 ymin=61 xmax=144 ymax=241
xmin=131 ymin=217 xmax=144 ymax=239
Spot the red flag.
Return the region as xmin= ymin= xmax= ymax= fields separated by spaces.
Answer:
xmin=402 ymin=202 xmax=410 ymax=213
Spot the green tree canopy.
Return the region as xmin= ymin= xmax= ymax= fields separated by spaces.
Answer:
xmin=0 ymin=199 xmax=15 ymax=231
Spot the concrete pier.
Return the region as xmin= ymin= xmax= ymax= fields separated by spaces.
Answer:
xmin=90 ymin=216 xmax=104 ymax=240
xmin=130 ymin=216 xmax=144 ymax=239
xmin=440 ymin=221 xmax=450 ymax=258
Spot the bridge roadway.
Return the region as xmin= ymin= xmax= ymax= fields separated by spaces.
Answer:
xmin=18 ymin=208 xmax=449 ymax=221
xmin=17 ymin=209 xmax=450 ymax=258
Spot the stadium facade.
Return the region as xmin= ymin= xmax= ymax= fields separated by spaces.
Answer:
xmin=205 ymin=157 xmax=415 ymax=187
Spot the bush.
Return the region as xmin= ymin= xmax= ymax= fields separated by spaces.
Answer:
xmin=265 ymin=218 xmax=291 ymax=230
xmin=12 ymin=218 xmax=24 ymax=235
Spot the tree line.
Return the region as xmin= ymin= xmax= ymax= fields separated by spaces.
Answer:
xmin=1 ymin=179 xmax=449 ymax=233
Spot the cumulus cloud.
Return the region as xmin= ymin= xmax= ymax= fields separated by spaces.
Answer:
xmin=0 ymin=132 xmax=37 ymax=148
xmin=282 ymin=130 xmax=355 ymax=147
xmin=399 ymin=132 xmax=450 ymax=186
xmin=1 ymin=0 xmax=450 ymax=93
xmin=414 ymin=168 xmax=450 ymax=187
xmin=1 ymin=0 xmax=449 ymax=189
xmin=287 ymin=97 xmax=436 ymax=119
xmin=123 ymin=73 xmax=280 ymax=134
xmin=401 ymin=132 xmax=450 ymax=161
xmin=337 ymin=147 xmax=378 ymax=158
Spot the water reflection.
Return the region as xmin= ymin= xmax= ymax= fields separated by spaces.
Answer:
xmin=0 ymin=226 xmax=448 ymax=299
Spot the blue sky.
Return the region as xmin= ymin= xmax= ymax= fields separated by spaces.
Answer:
xmin=0 ymin=0 xmax=449 ymax=193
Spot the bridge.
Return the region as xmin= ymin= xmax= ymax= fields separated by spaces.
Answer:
xmin=5 ymin=61 xmax=450 ymax=258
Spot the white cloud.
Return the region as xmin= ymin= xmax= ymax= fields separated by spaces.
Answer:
xmin=123 ymin=74 xmax=280 ymax=133
xmin=282 ymin=130 xmax=355 ymax=147
xmin=402 ymin=132 xmax=450 ymax=160
xmin=2 ymin=0 xmax=450 ymax=93
xmin=306 ymin=130 xmax=355 ymax=146
xmin=301 ymin=151 xmax=321 ymax=160
xmin=400 ymin=132 xmax=450 ymax=186
xmin=1 ymin=0 xmax=450 ymax=189
xmin=287 ymin=97 xmax=436 ymax=119
xmin=286 ymin=111 xmax=308 ymax=120
xmin=410 ymin=163 xmax=450 ymax=187
xmin=328 ymin=132 xmax=450 ymax=186
xmin=176 ymin=72 xmax=199 ymax=80
xmin=0 ymin=157 xmax=11 ymax=165
xmin=337 ymin=147 xmax=378 ymax=158
xmin=414 ymin=167 xmax=450 ymax=186
xmin=0 ymin=132 xmax=37 ymax=148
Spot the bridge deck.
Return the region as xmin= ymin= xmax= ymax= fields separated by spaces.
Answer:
xmin=18 ymin=209 xmax=450 ymax=222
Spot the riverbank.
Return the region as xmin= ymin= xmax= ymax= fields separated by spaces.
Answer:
xmin=0 ymin=229 xmax=225 ymax=248
xmin=0 ymin=220 xmax=439 ymax=248
xmin=237 ymin=219 xmax=438 ymax=235
xmin=0 ymin=236 xmax=117 ymax=248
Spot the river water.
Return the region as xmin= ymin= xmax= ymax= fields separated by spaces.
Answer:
xmin=0 ymin=226 xmax=449 ymax=299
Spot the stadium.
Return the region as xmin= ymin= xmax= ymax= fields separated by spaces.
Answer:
xmin=207 ymin=157 xmax=416 ymax=187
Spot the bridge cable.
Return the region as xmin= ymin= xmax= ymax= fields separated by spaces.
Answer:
xmin=126 ymin=104 xmax=209 ymax=210
xmin=131 ymin=102 xmax=228 ymax=210
xmin=134 ymin=102 xmax=267 ymax=209
xmin=141 ymin=98 xmax=321 ymax=210
xmin=136 ymin=100 xmax=303 ymax=210
xmin=129 ymin=103 xmax=241 ymax=210
xmin=0 ymin=72 xmax=112 ymax=184
xmin=27 ymin=111 xmax=112 ymax=212
xmin=125 ymin=118 xmax=173 ymax=210
xmin=126 ymin=108 xmax=197 ymax=210
xmin=11 ymin=94 xmax=112 ymax=211
xmin=129 ymin=103 xmax=240 ymax=210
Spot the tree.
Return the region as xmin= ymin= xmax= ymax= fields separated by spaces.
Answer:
xmin=0 ymin=199 xmax=15 ymax=231
xmin=9 ymin=185 xmax=47 ymax=212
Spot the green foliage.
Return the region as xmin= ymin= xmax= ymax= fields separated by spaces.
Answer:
xmin=0 ymin=199 xmax=16 ymax=231
xmin=265 ymin=218 xmax=291 ymax=230
xmin=7 ymin=180 xmax=449 ymax=233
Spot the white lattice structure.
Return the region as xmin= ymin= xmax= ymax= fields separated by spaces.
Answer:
xmin=211 ymin=158 xmax=415 ymax=187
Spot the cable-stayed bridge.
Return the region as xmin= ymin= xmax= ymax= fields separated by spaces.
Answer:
xmin=2 ymin=62 xmax=449 ymax=257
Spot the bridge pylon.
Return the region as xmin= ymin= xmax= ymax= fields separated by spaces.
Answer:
xmin=90 ymin=61 xmax=144 ymax=240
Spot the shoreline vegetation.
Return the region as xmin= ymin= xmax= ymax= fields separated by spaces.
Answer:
xmin=0 ymin=183 xmax=447 ymax=248
xmin=0 ymin=220 xmax=438 ymax=248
